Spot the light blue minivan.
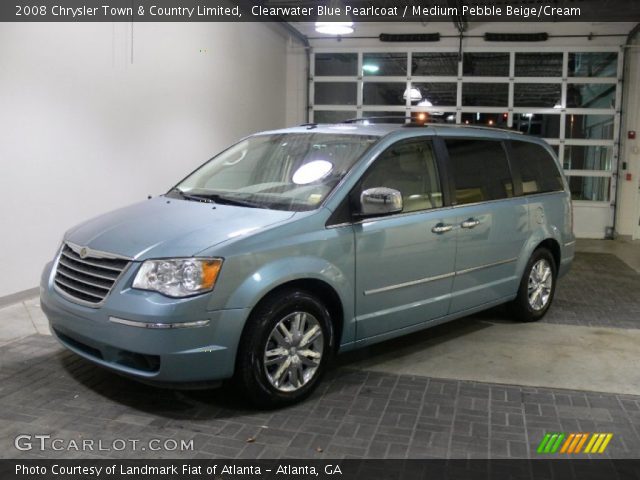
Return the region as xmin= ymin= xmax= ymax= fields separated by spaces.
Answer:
xmin=40 ymin=121 xmax=575 ymax=406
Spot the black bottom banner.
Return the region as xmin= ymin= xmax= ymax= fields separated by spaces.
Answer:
xmin=2 ymin=459 xmax=640 ymax=480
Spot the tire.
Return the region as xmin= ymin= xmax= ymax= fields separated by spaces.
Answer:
xmin=509 ymin=248 xmax=557 ymax=322
xmin=235 ymin=288 xmax=335 ymax=408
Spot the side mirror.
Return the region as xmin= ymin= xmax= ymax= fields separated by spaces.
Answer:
xmin=359 ymin=187 xmax=403 ymax=216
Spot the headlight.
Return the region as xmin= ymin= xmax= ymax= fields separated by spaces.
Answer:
xmin=132 ymin=258 xmax=223 ymax=298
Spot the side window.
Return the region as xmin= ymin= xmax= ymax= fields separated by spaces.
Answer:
xmin=360 ymin=140 xmax=443 ymax=213
xmin=446 ymin=139 xmax=513 ymax=205
xmin=510 ymin=141 xmax=565 ymax=194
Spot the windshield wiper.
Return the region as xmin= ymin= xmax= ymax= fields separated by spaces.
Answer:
xmin=170 ymin=188 xmax=263 ymax=209
xmin=170 ymin=188 xmax=216 ymax=203
xmin=203 ymin=193 xmax=263 ymax=209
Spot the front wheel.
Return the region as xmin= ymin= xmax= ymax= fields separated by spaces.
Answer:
xmin=235 ymin=289 xmax=334 ymax=408
xmin=509 ymin=248 xmax=557 ymax=322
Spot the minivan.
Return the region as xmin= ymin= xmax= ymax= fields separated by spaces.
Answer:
xmin=40 ymin=121 xmax=575 ymax=407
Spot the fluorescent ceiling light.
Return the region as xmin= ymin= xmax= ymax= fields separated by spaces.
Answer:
xmin=362 ymin=64 xmax=379 ymax=73
xmin=315 ymin=22 xmax=354 ymax=35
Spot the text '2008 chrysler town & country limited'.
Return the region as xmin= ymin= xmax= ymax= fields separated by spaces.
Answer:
xmin=40 ymin=121 xmax=575 ymax=407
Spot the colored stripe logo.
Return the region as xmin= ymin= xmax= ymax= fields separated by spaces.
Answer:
xmin=537 ymin=433 xmax=613 ymax=454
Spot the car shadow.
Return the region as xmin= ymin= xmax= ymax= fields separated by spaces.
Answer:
xmin=336 ymin=305 xmax=511 ymax=369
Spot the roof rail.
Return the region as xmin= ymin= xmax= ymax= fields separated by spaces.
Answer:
xmin=401 ymin=122 xmax=523 ymax=134
xmin=308 ymin=117 xmax=523 ymax=135
xmin=342 ymin=116 xmax=414 ymax=124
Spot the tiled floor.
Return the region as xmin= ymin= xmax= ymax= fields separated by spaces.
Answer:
xmin=1 ymin=336 xmax=639 ymax=460
xmin=1 ymin=240 xmax=639 ymax=459
xmin=543 ymin=252 xmax=640 ymax=329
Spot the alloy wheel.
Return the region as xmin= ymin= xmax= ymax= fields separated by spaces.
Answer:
xmin=527 ymin=259 xmax=553 ymax=311
xmin=263 ymin=311 xmax=324 ymax=392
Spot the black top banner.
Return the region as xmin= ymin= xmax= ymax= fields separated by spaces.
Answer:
xmin=2 ymin=0 xmax=640 ymax=22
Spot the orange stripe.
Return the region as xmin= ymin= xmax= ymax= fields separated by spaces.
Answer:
xmin=567 ymin=434 xmax=582 ymax=453
xmin=574 ymin=433 xmax=589 ymax=453
xmin=560 ymin=434 xmax=575 ymax=453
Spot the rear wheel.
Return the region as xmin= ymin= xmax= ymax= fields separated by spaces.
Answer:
xmin=235 ymin=289 xmax=334 ymax=408
xmin=509 ymin=248 xmax=557 ymax=322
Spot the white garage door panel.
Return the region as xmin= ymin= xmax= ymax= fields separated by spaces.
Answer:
xmin=573 ymin=203 xmax=612 ymax=239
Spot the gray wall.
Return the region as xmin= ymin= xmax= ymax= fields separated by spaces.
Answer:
xmin=0 ymin=22 xmax=290 ymax=298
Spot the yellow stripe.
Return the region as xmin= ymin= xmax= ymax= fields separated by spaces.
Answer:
xmin=584 ymin=434 xmax=599 ymax=453
xmin=567 ymin=434 xmax=582 ymax=454
xmin=574 ymin=433 xmax=589 ymax=453
xmin=590 ymin=434 xmax=606 ymax=453
xmin=560 ymin=434 xmax=575 ymax=453
xmin=597 ymin=434 xmax=613 ymax=453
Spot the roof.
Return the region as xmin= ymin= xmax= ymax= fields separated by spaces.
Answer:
xmin=260 ymin=122 xmax=536 ymax=143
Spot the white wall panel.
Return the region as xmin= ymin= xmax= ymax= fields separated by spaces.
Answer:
xmin=0 ymin=22 xmax=289 ymax=297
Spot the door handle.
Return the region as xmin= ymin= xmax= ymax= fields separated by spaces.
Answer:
xmin=432 ymin=223 xmax=454 ymax=234
xmin=461 ymin=218 xmax=481 ymax=229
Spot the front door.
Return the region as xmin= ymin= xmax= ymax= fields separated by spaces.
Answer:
xmin=354 ymin=138 xmax=457 ymax=340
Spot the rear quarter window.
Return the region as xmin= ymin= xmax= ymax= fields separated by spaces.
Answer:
xmin=510 ymin=141 xmax=564 ymax=194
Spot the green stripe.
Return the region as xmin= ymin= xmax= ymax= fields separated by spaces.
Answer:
xmin=537 ymin=433 xmax=552 ymax=453
xmin=544 ymin=434 xmax=559 ymax=453
xmin=550 ymin=433 xmax=565 ymax=453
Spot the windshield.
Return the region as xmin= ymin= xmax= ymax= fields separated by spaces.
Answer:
xmin=171 ymin=133 xmax=378 ymax=211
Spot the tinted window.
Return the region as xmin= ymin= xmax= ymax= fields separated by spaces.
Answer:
xmin=462 ymin=83 xmax=509 ymax=106
xmin=360 ymin=140 xmax=443 ymax=213
xmin=446 ymin=139 xmax=513 ymax=204
xmin=363 ymin=53 xmax=407 ymax=76
xmin=314 ymin=53 xmax=357 ymax=76
xmin=463 ymin=53 xmax=509 ymax=77
xmin=314 ymin=82 xmax=356 ymax=105
xmin=510 ymin=141 xmax=564 ymax=194
xmin=412 ymin=52 xmax=458 ymax=76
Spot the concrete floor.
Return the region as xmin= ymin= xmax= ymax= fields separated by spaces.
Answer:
xmin=0 ymin=238 xmax=639 ymax=394
xmin=345 ymin=319 xmax=640 ymax=395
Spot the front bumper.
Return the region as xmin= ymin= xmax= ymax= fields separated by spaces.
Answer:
xmin=40 ymin=261 xmax=249 ymax=385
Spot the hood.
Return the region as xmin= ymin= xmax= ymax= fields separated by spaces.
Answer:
xmin=65 ymin=197 xmax=296 ymax=260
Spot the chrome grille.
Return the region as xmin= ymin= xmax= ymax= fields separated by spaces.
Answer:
xmin=54 ymin=243 xmax=130 ymax=306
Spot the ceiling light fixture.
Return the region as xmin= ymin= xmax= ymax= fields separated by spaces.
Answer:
xmin=403 ymin=87 xmax=422 ymax=102
xmin=315 ymin=0 xmax=354 ymax=35
xmin=315 ymin=22 xmax=354 ymax=35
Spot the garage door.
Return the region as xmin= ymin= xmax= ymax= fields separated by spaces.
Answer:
xmin=310 ymin=47 xmax=622 ymax=239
